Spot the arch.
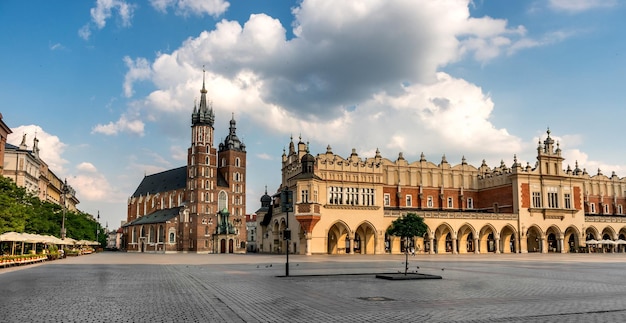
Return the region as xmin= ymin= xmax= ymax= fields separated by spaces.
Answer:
xmin=457 ymin=223 xmax=477 ymax=254
xmin=601 ymin=226 xmax=617 ymax=240
xmin=585 ymin=226 xmax=600 ymax=241
xmin=434 ymin=222 xmax=455 ymax=254
xmin=327 ymin=221 xmax=351 ymax=255
xmin=479 ymin=224 xmax=498 ymax=253
xmin=526 ymin=225 xmax=544 ymax=253
xmin=563 ymin=226 xmax=580 ymax=253
xmin=545 ymin=225 xmax=562 ymax=253
xmin=500 ymin=224 xmax=518 ymax=254
xmin=354 ymin=221 xmax=377 ymax=254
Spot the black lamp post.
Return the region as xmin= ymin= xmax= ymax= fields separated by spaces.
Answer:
xmin=60 ymin=179 xmax=70 ymax=239
xmin=96 ymin=211 xmax=100 ymax=243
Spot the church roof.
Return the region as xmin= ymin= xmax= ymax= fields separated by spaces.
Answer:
xmin=124 ymin=206 xmax=183 ymax=226
xmin=132 ymin=166 xmax=187 ymax=197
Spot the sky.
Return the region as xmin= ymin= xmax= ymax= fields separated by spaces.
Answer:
xmin=1 ymin=0 xmax=625 ymax=231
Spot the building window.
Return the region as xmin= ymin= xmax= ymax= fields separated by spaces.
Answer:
xmin=218 ymin=191 xmax=228 ymax=211
xmin=301 ymin=189 xmax=309 ymax=203
xmin=590 ymin=203 xmax=596 ymax=214
xmin=235 ymin=157 xmax=240 ymax=167
xmin=384 ymin=194 xmax=390 ymax=206
xmin=169 ymin=231 xmax=175 ymax=243
xmin=427 ymin=196 xmax=433 ymax=208
xmin=447 ymin=197 xmax=453 ymax=208
xmin=532 ymin=192 xmax=542 ymax=208
xmin=547 ymin=187 xmax=558 ymax=208
xmin=604 ymin=204 xmax=609 ymax=214
xmin=564 ymin=193 xmax=571 ymax=209
xmin=467 ymin=198 xmax=474 ymax=209
xmin=406 ymin=195 xmax=412 ymax=207
xmin=221 ymin=158 xmax=226 ymax=167
xmin=619 ymin=205 xmax=623 ymax=215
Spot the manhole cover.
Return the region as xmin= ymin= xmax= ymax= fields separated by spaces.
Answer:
xmin=358 ymin=296 xmax=394 ymax=301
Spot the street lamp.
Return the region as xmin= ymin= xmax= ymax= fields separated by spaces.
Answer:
xmin=60 ymin=179 xmax=70 ymax=239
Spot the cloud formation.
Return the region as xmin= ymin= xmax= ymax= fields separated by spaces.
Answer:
xmin=150 ymin=0 xmax=229 ymax=17
xmin=100 ymin=0 xmax=567 ymax=163
xmin=79 ymin=0 xmax=136 ymax=40
xmin=549 ymin=0 xmax=618 ymax=13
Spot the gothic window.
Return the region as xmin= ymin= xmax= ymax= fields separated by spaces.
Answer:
xmin=235 ymin=157 xmax=240 ymax=167
xmin=132 ymin=228 xmax=136 ymax=243
xmin=221 ymin=158 xmax=226 ymax=167
xmin=218 ymin=191 xmax=228 ymax=211
xmin=205 ymin=156 xmax=209 ymax=165
xmin=158 ymin=225 xmax=164 ymax=243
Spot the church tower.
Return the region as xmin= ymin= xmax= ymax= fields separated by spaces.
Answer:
xmin=188 ymin=69 xmax=219 ymax=252
xmin=218 ymin=113 xmax=247 ymax=217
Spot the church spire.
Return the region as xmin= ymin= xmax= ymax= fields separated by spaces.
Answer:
xmin=192 ymin=67 xmax=215 ymax=126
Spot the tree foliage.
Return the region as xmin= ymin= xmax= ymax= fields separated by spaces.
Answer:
xmin=386 ymin=213 xmax=428 ymax=239
xmin=0 ymin=176 xmax=104 ymax=244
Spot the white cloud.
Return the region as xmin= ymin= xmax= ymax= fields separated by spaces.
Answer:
xmin=71 ymin=163 xmax=124 ymax=202
xmin=549 ymin=0 xmax=617 ymax=13
xmin=92 ymin=114 xmax=145 ymax=136
xmin=150 ymin=0 xmax=229 ymax=17
xmin=123 ymin=56 xmax=152 ymax=98
xmin=257 ymin=153 xmax=272 ymax=160
xmin=49 ymin=43 xmax=65 ymax=51
xmin=79 ymin=0 xmax=135 ymax=40
xmin=111 ymin=0 xmax=569 ymax=164
xmin=7 ymin=125 xmax=68 ymax=175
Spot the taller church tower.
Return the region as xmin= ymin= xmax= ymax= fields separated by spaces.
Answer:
xmin=186 ymin=70 xmax=247 ymax=253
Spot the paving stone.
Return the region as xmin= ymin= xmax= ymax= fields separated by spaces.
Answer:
xmin=2 ymin=253 xmax=626 ymax=322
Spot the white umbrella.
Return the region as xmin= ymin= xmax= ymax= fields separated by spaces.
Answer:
xmin=600 ymin=239 xmax=616 ymax=245
xmin=615 ymin=239 xmax=626 ymax=245
xmin=0 ymin=232 xmax=26 ymax=242
xmin=585 ymin=239 xmax=599 ymax=245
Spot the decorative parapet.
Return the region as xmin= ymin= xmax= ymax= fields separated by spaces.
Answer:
xmin=585 ymin=215 xmax=626 ymax=223
xmin=296 ymin=203 xmax=322 ymax=214
xmin=323 ymin=205 xmax=380 ymax=211
xmin=384 ymin=209 xmax=518 ymax=221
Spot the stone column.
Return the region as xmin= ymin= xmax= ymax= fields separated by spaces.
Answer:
xmin=559 ymin=236 xmax=565 ymax=253
xmin=452 ymin=238 xmax=458 ymax=254
xmin=305 ymin=233 xmax=312 ymax=256
xmin=429 ymin=237 xmax=434 ymax=254
xmin=474 ymin=238 xmax=479 ymax=254
xmin=495 ymin=237 xmax=501 ymax=254
xmin=541 ymin=236 xmax=547 ymax=253
xmin=349 ymin=237 xmax=354 ymax=254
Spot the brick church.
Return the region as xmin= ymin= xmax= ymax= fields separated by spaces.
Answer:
xmin=123 ymin=72 xmax=247 ymax=253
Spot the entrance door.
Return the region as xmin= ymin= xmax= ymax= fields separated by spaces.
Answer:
xmin=228 ymin=239 xmax=234 ymax=253
xmin=220 ymin=239 xmax=226 ymax=253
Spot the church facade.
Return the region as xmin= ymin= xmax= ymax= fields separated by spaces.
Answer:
xmin=258 ymin=131 xmax=626 ymax=255
xmin=123 ymin=74 xmax=247 ymax=253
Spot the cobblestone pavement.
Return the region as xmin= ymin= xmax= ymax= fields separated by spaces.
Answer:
xmin=2 ymin=253 xmax=626 ymax=322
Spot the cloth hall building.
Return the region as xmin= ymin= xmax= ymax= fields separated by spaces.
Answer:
xmin=123 ymin=75 xmax=247 ymax=253
xmin=258 ymin=130 xmax=626 ymax=255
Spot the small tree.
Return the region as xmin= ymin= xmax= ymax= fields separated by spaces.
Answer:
xmin=386 ymin=213 xmax=428 ymax=275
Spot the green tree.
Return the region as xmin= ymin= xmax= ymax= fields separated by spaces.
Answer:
xmin=386 ymin=213 xmax=428 ymax=275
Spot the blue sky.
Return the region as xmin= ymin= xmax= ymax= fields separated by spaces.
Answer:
xmin=1 ymin=0 xmax=625 ymax=230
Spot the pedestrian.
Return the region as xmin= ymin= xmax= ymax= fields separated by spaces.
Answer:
xmin=410 ymin=247 xmax=415 ymax=256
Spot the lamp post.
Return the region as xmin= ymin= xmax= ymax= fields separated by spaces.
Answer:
xmin=96 ymin=210 xmax=100 ymax=244
xmin=60 ymin=179 xmax=69 ymax=239
xmin=280 ymin=188 xmax=293 ymax=277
